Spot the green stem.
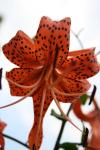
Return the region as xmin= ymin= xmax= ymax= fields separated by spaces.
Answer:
xmin=53 ymin=104 xmax=72 ymax=150
xmin=59 ymin=142 xmax=96 ymax=150
xmin=71 ymin=29 xmax=84 ymax=49
xmin=2 ymin=133 xmax=29 ymax=148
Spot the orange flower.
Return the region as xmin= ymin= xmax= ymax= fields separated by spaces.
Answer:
xmin=2 ymin=16 xmax=99 ymax=150
xmin=0 ymin=120 xmax=7 ymax=150
xmin=73 ymin=100 xmax=100 ymax=150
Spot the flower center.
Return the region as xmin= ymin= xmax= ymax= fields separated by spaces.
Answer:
xmin=43 ymin=46 xmax=60 ymax=86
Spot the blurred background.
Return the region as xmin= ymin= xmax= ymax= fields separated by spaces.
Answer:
xmin=0 ymin=0 xmax=100 ymax=149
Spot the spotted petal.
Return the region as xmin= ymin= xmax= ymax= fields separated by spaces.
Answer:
xmin=48 ymin=17 xmax=71 ymax=68
xmin=3 ymin=17 xmax=53 ymax=68
xmin=6 ymin=68 xmax=42 ymax=96
xmin=54 ymin=78 xmax=90 ymax=103
xmin=59 ymin=48 xmax=99 ymax=79
xmin=0 ymin=120 xmax=7 ymax=150
xmin=28 ymin=88 xmax=52 ymax=150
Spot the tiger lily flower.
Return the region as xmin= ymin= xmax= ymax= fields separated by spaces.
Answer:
xmin=0 ymin=120 xmax=7 ymax=150
xmin=2 ymin=16 xmax=99 ymax=150
xmin=73 ymin=99 xmax=100 ymax=150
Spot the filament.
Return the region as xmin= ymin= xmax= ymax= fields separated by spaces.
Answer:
xmin=53 ymin=87 xmax=85 ymax=96
xmin=0 ymin=69 xmax=45 ymax=109
xmin=6 ymin=75 xmax=41 ymax=89
xmin=50 ymin=77 xmax=82 ymax=132
xmin=0 ymin=84 xmax=39 ymax=109
xmin=51 ymin=89 xmax=82 ymax=132
xmin=3 ymin=70 xmax=44 ymax=89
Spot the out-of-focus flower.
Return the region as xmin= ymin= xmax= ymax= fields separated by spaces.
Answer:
xmin=0 ymin=120 xmax=7 ymax=150
xmin=2 ymin=16 xmax=99 ymax=150
xmin=73 ymin=99 xmax=100 ymax=150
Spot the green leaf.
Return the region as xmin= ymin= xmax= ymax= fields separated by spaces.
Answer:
xmin=51 ymin=109 xmax=65 ymax=121
xmin=80 ymin=94 xmax=88 ymax=105
xmin=81 ymin=127 xmax=89 ymax=147
xmin=59 ymin=143 xmax=78 ymax=150
xmin=77 ymin=28 xmax=84 ymax=36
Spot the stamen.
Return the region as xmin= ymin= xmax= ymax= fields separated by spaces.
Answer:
xmin=3 ymin=70 xmax=44 ymax=89
xmin=51 ymin=65 xmax=73 ymax=88
xmin=49 ymin=76 xmax=61 ymax=88
xmin=45 ymin=65 xmax=53 ymax=83
xmin=50 ymin=75 xmax=91 ymax=97
xmin=55 ymin=68 xmax=62 ymax=75
xmin=0 ymin=84 xmax=39 ymax=109
xmin=51 ymin=89 xmax=82 ymax=132
xmin=50 ymin=76 xmax=82 ymax=132
xmin=33 ymin=65 xmax=44 ymax=70
xmin=55 ymin=65 xmax=74 ymax=76
xmin=6 ymin=77 xmax=38 ymax=89
xmin=6 ymin=76 xmax=40 ymax=89
xmin=53 ymin=87 xmax=86 ymax=96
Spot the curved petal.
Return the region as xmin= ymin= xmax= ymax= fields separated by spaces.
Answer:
xmin=72 ymin=101 xmax=97 ymax=122
xmin=0 ymin=120 xmax=7 ymax=150
xmin=73 ymin=101 xmax=100 ymax=150
xmin=50 ymin=18 xmax=71 ymax=68
xmin=6 ymin=68 xmax=42 ymax=96
xmin=35 ymin=17 xmax=71 ymax=68
xmin=3 ymin=17 xmax=53 ymax=67
xmin=88 ymin=115 xmax=100 ymax=150
xmin=0 ymin=120 xmax=7 ymax=132
xmin=59 ymin=48 xmax=99 ymax=79
xmin=28 ymin=88 xmax=52 ymax=150
xmin=3 ymin=31 xmax=38 ymax=68
xmin=54 ymin=78 xmax=90 ymax=103
xmin=0 ymin=134 xmax=5 ymax=150
xmin=3 ymin=17 xmax=71 ymax=69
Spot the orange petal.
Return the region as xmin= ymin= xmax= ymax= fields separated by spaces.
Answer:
xmin=0 ymin=134 xmax=5 ymax=150
xmin=72 ymin=100 xmax=97 ymax=122
xmin=28 ymin=88 xmax=52 ymax=150
xmin=35 ymin=17 xmax=71 ymax=67
xmin=50 ymin=18 xmax=71 ymax=68
xmin=6 ymin=68 xmax=42 ymax=96
xmin=73 ymin=101 xmax=100 ymax=150
xmin=59 ymin=48 xmax=99 ymax=79
xmin=88 ymin=114 xmax=100 ymax=149
xmin=3 ymin=31 xmax=38 ymax=68
xmin=0 ymin=120 xmax=7 ymax=150
xmin=54 ymin=78 xmax=90 ymax=103
xmin=0 ymin=120 xmax=7 ymax=132
xmin=3 ymin=17 xmax=53 ymax=67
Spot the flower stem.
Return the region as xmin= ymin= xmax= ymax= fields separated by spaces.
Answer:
xmin=53 ymin=104 xmax=72 ymax=150
xmin=2 ymin=133 xmax=29 ymax=148
xmin=71 ymin=29 xmax=84 ymax=49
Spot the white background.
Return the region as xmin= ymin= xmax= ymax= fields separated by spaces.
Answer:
xmin=0 ymin=0 xmax=100 ymax=149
